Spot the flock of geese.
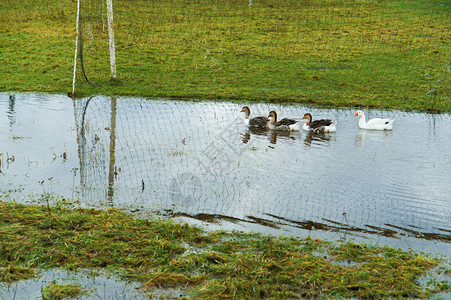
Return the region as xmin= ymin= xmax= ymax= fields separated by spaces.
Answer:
xmin=240 ymin=106 xmax=395 ymax=132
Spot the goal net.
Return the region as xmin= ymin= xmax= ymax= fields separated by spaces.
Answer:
xmin=72 ymin=0 xmax=115 ymax=94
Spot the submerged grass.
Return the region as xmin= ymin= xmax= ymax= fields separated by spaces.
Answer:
xmin=0 ymin=0 xmax=450 ymax=111
xmin=42 ymin=282 xmax=86 ymax=300
xmin=0 ymin=200 xmax=449 ymax=299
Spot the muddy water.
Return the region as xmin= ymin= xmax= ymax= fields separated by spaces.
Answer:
xmin=1 ymin=93 xmax=450 ymax=255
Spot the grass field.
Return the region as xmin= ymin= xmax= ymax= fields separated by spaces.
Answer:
xmin=0 ymin=200 xmax=449 ymax=298
xmin=0 ymin=0 xmax=449 ymax=111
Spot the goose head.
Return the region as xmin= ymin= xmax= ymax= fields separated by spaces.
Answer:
xmin=354 ymin=110 xmax=364 ymax=118
xmin=240 ymin=106 xmax=251 ymax=118
xmin=268 ymin=111 xmax=277 ymax=124
xmin=302 ymin=113 xmax=313 ymax=125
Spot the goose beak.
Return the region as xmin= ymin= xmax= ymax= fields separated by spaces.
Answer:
xmin=354 ymin=112 xmax=358 ymax=116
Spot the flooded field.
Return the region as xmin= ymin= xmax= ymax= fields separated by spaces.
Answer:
xmin=0 ymin=269 xmax=146 ymax=299
xmin=1 ymin=93 xmax=450 ymax=256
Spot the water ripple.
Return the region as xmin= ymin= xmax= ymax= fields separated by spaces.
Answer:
xmin=1 ymin=94 xmax=450 ymax=253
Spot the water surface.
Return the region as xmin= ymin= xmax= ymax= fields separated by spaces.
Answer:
xmin=1 ymin=93 xmax=450 ymax=255
xmin=0 ymin=269 xmax=147 ymax=299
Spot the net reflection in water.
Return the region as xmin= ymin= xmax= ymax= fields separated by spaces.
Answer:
xmin=71 ymin=96 xmax=451 ymax=243
xmin=0 ymin=94 xmax=449 ymax=245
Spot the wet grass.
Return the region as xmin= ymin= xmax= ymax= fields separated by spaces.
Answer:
xmin=0 ymin=200 xmax=449 ymax=299
xmin=42 ymin=282 xmax=86 ymax=300
xmin=0 ymin=0 xmax=450 ymax=112
xmin=0 ymin=263 xmax=36 ymax=283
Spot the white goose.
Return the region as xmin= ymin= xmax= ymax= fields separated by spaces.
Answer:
xmin=301 ymin=113 xmax=336 ymax=133
xmin=267 ymin=111 xmax=301 ymax=131
xmin=354 ymin=110 xmax=394 ymax=130
xmin=240 ymin=106 xmax=268 ymax=128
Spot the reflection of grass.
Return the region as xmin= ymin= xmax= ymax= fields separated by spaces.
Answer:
xmin=0 ymin=201 xmax=449 ymax=298
xmin=0 ymin=0 xmax=449 ymax=111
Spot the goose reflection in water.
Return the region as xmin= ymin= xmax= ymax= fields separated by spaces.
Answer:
xmin=267 ymin=130 xmax=293 ymax=144
xmin=241 ymin=127 xmax=267 ymax=144
xmin=241 ymin=127 xmax=296 ymax=144
xmin=241 ymin=131 xmax=251 ymax=144
xmin=354 ymin=129 xmax=393 ymax=147
xmin=303 ymin=131 xmax=334 ymax=147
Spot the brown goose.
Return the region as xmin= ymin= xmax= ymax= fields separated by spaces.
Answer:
xmin=240 ymin=106 xmax=268 ymax=128
xmin=302 ymin=113 xmax=336 ymax=133
xmin=267 ymin=111 xmax=300 ymax=131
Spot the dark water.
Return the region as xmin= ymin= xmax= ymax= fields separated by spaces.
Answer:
xmin=1 ymin=93 xmax=450 ymax=255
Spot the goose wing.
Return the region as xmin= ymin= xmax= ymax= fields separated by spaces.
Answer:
xmin=366 ymin=118 xmax=392 ymax=127
xmin=277 ymin=118 xmax=297 ymax=126
xmin=309 ymin=119 xmax=333 ymax=130
xmin=249 ymin=116 xmax=268 ymax=127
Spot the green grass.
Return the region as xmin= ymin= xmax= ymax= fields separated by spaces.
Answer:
xmin=0 ymin=200 xmax=449 ymax=299
xmin=0 ymin=0 xmax=449 ymax=111
xmin=42 ymin=282 xmax=86 ymax=300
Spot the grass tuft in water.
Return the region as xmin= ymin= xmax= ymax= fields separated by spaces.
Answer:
xmin=0 ymin=200 xmax=449 ymax=299
xmin=42 ymin=282 xmax=86 ymax=300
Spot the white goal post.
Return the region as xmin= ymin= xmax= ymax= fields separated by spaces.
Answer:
xmin=106 ymin=0 xmax=116 ymax=80
xmin=71 ymin=0 xmax=116 ymax=96
xmin=71 ymin=0 xmax=81 ymax=96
